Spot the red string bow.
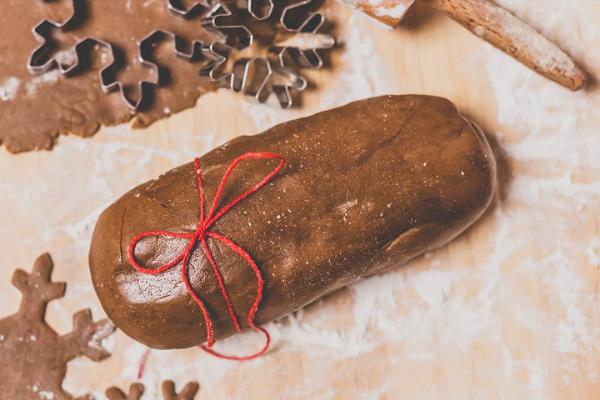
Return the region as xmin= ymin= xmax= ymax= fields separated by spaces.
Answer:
xmin=128 ymin=152 xmax=286 ymax=361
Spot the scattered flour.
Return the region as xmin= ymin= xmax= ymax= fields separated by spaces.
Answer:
xmin=338 ymin=199 xmax=358 ymax=215
xmin=38 ymin=391 xmax=55 ymax=400
xmin=0 ymin=77 xmax=20 ymax=101
xmin=26 ymin=70 xmax=62 ymax=97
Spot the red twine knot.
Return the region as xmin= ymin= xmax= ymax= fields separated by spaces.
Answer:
xmin=128 ymin=152 xmax=286 ymax=361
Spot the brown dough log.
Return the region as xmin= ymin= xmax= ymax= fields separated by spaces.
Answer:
xmin=89 ymin=95 xmax=496 ymax=349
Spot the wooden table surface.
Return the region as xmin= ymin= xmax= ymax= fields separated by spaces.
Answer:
xmin=1 ymin=0 xmax=599 ymax=398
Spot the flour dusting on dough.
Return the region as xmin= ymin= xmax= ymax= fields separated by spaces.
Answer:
xmin=0 ymin=77 xmax=20 ymax=101
xmin=26 ymin=70 xmax=62 ymax=97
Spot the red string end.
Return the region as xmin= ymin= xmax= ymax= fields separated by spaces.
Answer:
xmin=137 ymin=348 xmax=152 ymax=379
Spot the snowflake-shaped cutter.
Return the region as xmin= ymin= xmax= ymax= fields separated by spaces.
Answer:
xmin=203 ymin=0 xmax=335 ymax=108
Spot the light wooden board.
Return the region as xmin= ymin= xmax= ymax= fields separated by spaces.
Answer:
xmin=1 ymin=0 xmax=599 ymax=398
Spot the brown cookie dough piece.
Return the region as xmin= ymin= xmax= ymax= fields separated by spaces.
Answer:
xmin=89 ymin=95 xmax=496 ymax=349
xmin=0 ymin=253 xmax=115 ymax=400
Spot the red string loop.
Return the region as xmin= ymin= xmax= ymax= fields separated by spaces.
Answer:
xmin=128 ymin=152 xmax=285 ymax=360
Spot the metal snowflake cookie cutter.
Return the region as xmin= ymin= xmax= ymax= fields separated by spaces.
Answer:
xmin=205 ymin=47 xmax=308 ymax=107
xmin=246 ymin=0 xmax=275 ymax=20
xmin=202 ymin=2 xmax=254 ymax=50
xmin=167 ymin=0 xmax=217 ymax=17
xmin=203 ymin=0 xmax=335 ymax=108
xmin=28 ymin=0 xmax=89 ymax=75
xmin=98 ymin=33 xmax=164 ymax=111
xmin=270 ymin=0 xmax=333 ymax=69
xmin=166 ymin=0 xmax=223 ymax=58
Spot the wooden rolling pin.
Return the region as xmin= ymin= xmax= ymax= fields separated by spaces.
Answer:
xmin=342 ymin=0 xmax=587 ymax=90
